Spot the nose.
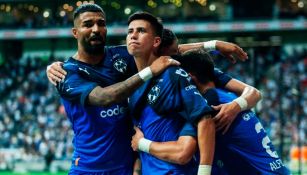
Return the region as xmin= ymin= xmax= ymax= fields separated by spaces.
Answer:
xmin=130 ymin=30 xmax=138 ymax=40
xmin=92 ymin=24 xmax=99 ymax=33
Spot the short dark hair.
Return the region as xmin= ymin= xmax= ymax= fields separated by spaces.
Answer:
xmin=160 ymin=28 xmax=177 ymax=50
xmin=179 ymin=49 xmax=215 ymax=84
xmin=127 ymin=11 xmax=163 ymax=38
xmin=73 ymin=3 xmax=105 ymax=21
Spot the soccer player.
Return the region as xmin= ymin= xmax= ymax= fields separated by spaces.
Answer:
xmin=47 ymin=3 xmax=248 ymax=174
xmin=159 ymin=28 xmax=254 ymax=133
xmin=180 ymin=49 xmax=290 ymax=175
xmin=126 ymin=11 xmax=225 ymax=175
xmin=55 ymin=4 xmax=179 ymax=174
xmin=130 ymin=29 xmax=262 ymax=175
xmin=133 ymin=49 xmax=290 ymax=175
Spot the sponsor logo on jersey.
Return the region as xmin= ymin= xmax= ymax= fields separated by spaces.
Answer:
xmin=185 ymin=85 xmax=196 ymax=91
xmin=147 ymin=85 xmax=160 ymax=104
xmin=66 ymin=85 xmax=74 ymax=92
xmin=113 ymin=58 xmax=127 ymax=73
xmin=175 ymin=68 xmax=189 ymax=77
xmin=100 ymin=105 xmax=127 ymax=118
xmin=78 ymin=67 xmax=90 ymax=75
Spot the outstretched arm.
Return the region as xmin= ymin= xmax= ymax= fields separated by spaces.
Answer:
xmin=178 ymin=40 xmax=248 ymax=63
xmin=213 ymin=79 xmax=262 ymax=134
xmin=131 ymin=127 xmax=197 ymax=165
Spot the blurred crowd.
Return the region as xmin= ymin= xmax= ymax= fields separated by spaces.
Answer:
xmin=0 ymin=56 xmax=73 ymax=170
xmin=0 ymin=1 xmax=306 ymax=29
xmin=0 ymin=46 xmax=306 ymax=170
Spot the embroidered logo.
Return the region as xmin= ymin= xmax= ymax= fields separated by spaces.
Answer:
xmin=113 ymin=58 xmax=127 ymax=73
xmin=147 ymin=85 xmax=160 ymax=104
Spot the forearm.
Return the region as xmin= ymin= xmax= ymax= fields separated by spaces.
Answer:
xmin=149 ymin=136 xmax=196 ymax=165
xmin=240 ymin=86 xmax=262 ymax=109
xmin=225 ymin=79 xmax=262 ymax=110
xmin=178 ymin=42 xmax=204 ymax=54
xmin=178 ymin=41 xmax=218 ymax=54
xmin=197 ymin=117 xmax=215 ymax=165
xmin=88 ymin=73 xmax=144 ymax=106
xmin=150 ymin=141 xmax=186 ymax=164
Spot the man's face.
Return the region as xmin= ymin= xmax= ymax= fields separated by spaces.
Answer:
xmin=126 ymin=19 xmax=160 ymax=57
xmin=73 ymin=12 xmax=107 ymax=55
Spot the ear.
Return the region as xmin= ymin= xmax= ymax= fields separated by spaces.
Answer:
xmin=189 ymin=73 xmax=198 ymax=83
xmin=72 ymin=28 xmax=78 ymax=39
xmin=153 ymin=37 xmax=161 ymax=48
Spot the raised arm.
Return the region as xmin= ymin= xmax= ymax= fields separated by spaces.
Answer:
xmin=213 ymin=79 xmax=262 ymax=133
xmin=131 ymin=127 xmax=197 ymax=165
xmin=178 ymin=40 xmax=248 ymax=63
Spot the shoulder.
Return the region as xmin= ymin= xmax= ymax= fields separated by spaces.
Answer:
xmin=62 ymin=57 xmax=81 ymax=72
xmin=105 ymin=45 xmax=131 ymax=61
xmin=106 ymin=45 xmax=129 ymax=55
xmin=163 ymin=66 xmax=190 ymax=80
xmin=202 ymin=88 xmax=220 ymax=106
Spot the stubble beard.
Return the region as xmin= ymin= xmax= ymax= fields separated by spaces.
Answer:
xmin=82 ymin=37 xmax=105 ymax=56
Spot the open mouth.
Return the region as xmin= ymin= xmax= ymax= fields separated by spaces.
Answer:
xmin=90 ymin=40 xmax=102 ymax=44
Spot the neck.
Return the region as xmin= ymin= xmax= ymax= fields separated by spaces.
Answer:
xmin=134 ymin=53 xmax=158 ymax=71
xmin=199 ymin=81 xmax=215 ymax=94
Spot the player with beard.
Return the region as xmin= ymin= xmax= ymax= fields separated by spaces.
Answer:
xmin=55 ymin=4 xmax=179 ymax=175
xmin=47 ymin=3 xmax=249 ymax=175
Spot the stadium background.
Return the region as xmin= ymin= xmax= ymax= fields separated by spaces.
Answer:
xmin=0 ymin=0 xmax=306 ymax=174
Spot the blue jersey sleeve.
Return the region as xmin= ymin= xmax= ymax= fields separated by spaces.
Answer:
xmin=179 ymin=122 xmax=197 ymax=137
xmin=213 ymin=68 xmax=232 ymax=88
xmin=173 ymin=68 xmax=215 ymax=124
xmin=56 ymin=64 xmax=97 ymax=106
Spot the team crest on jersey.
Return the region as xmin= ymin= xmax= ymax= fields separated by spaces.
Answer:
xmin=242 ymin=113 xmax=251 ymax=121
xmin=113 ymin=58 xmax=127 ymax=73
xmin=147 ymin=85 xmax=160 ymax=104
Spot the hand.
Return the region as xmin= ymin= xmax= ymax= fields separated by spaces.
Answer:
xmin=46 ymin=61 xmax=66 ymax=86
xmin=131 ymin=127 xmax=144 ymax=151
xmin=212 ymin=101 xmax=241 ymax=134
xmin=215 ymin=41 xmax=248 ymax=63
xmin=150 ymin=56 xmax=180 ymax=76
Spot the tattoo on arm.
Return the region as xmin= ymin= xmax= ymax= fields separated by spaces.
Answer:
xmin=88 ymin=74 xmax=144 ymax=106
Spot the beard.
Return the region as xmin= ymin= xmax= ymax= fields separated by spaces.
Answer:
xmin=82 ymin=34 xmax=105 ymax=55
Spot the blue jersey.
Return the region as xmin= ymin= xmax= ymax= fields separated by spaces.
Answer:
xmin=129 ymin=67 xmax=231 ymax=175
xmin=203 ymin=88 xmax=290 ymax=175
xmin=56 ymin=46 xmax=137 ymax=173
